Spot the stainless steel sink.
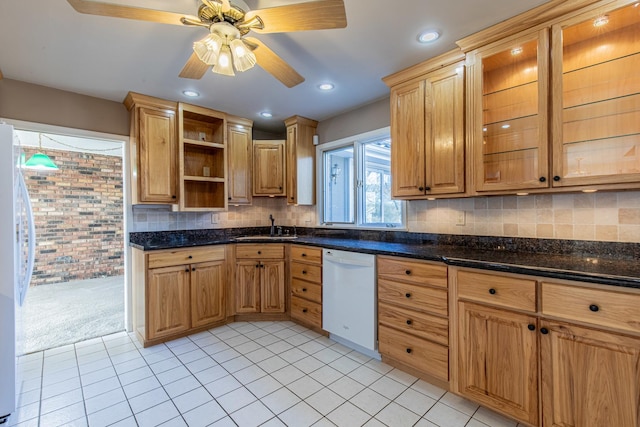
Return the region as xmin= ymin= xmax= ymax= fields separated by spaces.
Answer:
xmin=234 ymin=235 xmax=298 ymax=241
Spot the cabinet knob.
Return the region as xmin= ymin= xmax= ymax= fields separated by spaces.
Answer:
xmin=185 ymin=269 xmax=189 ymax=272
xmin=301 ymin=253 xmax=307 ymax=257
xmin=302 ymin=270 xmax=307 ymax=275
xmin=302 ymin=288 xmax=307 ymax=292
xmin=406 ymin=348 xmax=412 ymax=354
xmin=540 ymin=328 xmax=549 ymax=335
xmin=406 ymin=319 xmax=412 ymax=325
xmin=290 ymin=196 xmax=295 ymax=200
xmin=425 ymin=186 xmax=431 ymax=191
xmin=405 ymin=293 xmax=411 ymax=298
xmin=553 ymin=176 xmax=561 ymax=182
xmin=527 ymin=324 xmax=536 ymax=331
xmin=192 ymin=267 xmax=196 ymax=271
xmin=539 ymin=177 xmax=546 ymax=183
xmin=256 ymin=264 xmax=260 ymax=268
xmin=302 ymin=308 xmax=308 ymax=313
xmin=172 ymin=195 xmax=177 ymax=199
xmin=489 ymin=288 xmax=496 ymax=295
xmin=228 ymin=197 xmax=232 ymax=200
xmin=405 ymin=270 xmax=411 ymax=275
xmin=261 ymin=264 xmax=265 ymax=268
xmin=257 ymin=251 xmax=262 ymax=254
xmin=418 ymin=186 xmax=424 ymax=191
xmin=589 ymin=304 xmax=600 ymax=312
xmin=188 ymin=255 xmax=193 ymax=259
xmin=279 ymin=186 xmax=283 ymax=190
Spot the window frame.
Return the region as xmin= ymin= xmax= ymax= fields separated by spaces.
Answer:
xmin=316 ymin=126 xmax=406 ymax=230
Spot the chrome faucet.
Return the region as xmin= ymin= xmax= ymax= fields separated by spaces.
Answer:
xmin=269 ymin=214 xmax=275 ymax=237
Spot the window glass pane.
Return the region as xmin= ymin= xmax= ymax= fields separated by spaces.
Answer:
xmin=323 ymin=146 xmax=354 ymax=223
xmin=362 ymin=139 xmax=402 ymax=226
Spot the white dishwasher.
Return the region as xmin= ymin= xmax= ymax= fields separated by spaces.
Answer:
xmin=322 ymin=248 xmax=377 ymax=353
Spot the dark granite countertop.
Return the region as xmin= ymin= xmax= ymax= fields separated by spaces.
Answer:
xmin=129 ymin=228 xmax=640 ymax=289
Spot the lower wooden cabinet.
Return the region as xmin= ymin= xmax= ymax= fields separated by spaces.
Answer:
xmin=458 ymin=301 xmax=538 ymax=426
xmin=234 ymin=244 xmax=286 ymax=315
xmin=540 ymin=320 xmax=640 ymax=427
xmin=289 ymin=245 xmax=323 ymax=329
xmin=132 ymin=246 xmax=226 ymax=346
xmin=260 ymin=261 xmax=286 ymax=313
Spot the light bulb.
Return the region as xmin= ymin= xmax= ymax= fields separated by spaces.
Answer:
xmin=213 ymin=45 xmax=235 ymax=76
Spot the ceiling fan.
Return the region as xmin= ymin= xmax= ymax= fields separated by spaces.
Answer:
xmin=66 ymin=0 xmax=347 ymax=87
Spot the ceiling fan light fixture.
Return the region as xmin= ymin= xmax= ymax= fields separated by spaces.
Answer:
xmin=230 ymin=39 xmax=257 ymax=72
xmin=213 ymin=44 xmax=235 ymax=76
xmin=194 ymin=33 xmax=223 ymax=65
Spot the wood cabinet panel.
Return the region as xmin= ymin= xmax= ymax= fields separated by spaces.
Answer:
xmin=147 ymin=265 xmax=190 ymax=340
xmin=260 ymin=261 xmax=285 ymax=313
xmin=291 ymin=296 xmax=322 ymax=328
xmin=541 ymin=320 xmax=640 ymax=427
xmin=458 ymin=301 xmax=538 ymax=426
xmin=378 ymin=278 xmax=448 ymax=317
xmin=457 ymin=270 xmax=536 ymax=312
xmin=235 ymin=261 xmax=260 ymax=313
xmin=148 ymin=246 xmax=225 ymax=269
xmin=290 ymin=245 xmax=322 ymax=265
xmin=236 ymin=244 xmax=285 ymax=260
xmin=378 ymin=325 xmax=449 ymax=382
xmin=290 ymin=262 xmax=321 ymax=284
xmin=253 ymin=140 xmax=286 ymax=196
xmin=191 ymin=261 xmax=225 ymax=328
xmin=291 ymin=279 xmax=321 ymax=304
xmin=227 ymin=118 xmax=253 ymax=205
xmin=379 ymin=302 xmax=449 ymax=346
xmin=541 ymin=282 xmax=640 ymax=334
xmin=284 ymin=116 xmax=318 ymax=206
xmin=139 ymin=107 xmax=177 ymax=203
xmin=377 ymin=256 xmax=447 ymax=288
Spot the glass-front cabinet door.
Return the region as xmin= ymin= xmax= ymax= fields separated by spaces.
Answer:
xmin=470 ymin=30 xmax=550 ymax=192
xmin=551 ymin=3 xmax=640 ymax=187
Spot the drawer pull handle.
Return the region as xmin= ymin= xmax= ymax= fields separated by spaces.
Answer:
xmin=589 ymin=304 xmax=599 ymax=312
xmin=302 ymin=253 xmax=307 ymax=257
xmin=302 ymin=270 xmax=307 ymax=275
xmin=302 ymin=288 xmax=307 ymax=292
xmin=185 ymin=269 xmax=189 ymax=273
xmin=188 ymin=255 xmax=193 ymax=259
xmin=489 ymin=288 xmax=496 ymax=295
xmin=540 ymin=328 xmax=549 ymax=335
xmin=302 ymin=308 xmax=308 ymax=313
xmin=553 ymin=176 xmax=561 ymax=182
xmin=192 ymin=268 xmax=196 ymax=271
xmin=539 ymin=177 xmax=546 ymax=183
xmin=405 ymin=293 xmax=411 ymax=298
xmin=406 ymin=348 xmax=412 ymax=354
xmin=257 ymin=251 xmax=262 ymax=254
xmin=527 ymin=324 xmax=535 ymax=331
xmin=256 ymin=264 xmax=260 ymax=268
xmin=406 ymin=319 xmax=412 ymax=325
xmin=405 ymin=270 xmax=411 ymax=275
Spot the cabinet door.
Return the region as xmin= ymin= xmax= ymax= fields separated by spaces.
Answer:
xmin=471 ymin=30 xmax=550 ymax=192
xmin=261 ymin=261 xmax=285 ymax=313
xmin=540 ymin=320 xmax=640 ymax=427
xmin=425 ymin=63 xmax=465 ymax=195
xmin=286 ymin=125 xmax=298 ymax=204
xmin=147 ymin=265 xmax=190 ymax=340
xmin=253 ymin=141 xmax=286 ymax=196
xmin=551 ymin=3 xmax=640 ymax=188
xmin=235 ymin=261 xmax=260 ymax=313
xmin=191 ymin=261 xmax=225 ymax=328
xmin=390 ymin=79 xmax=426 ymax=197
xmin=458 ymin=301 xmax=538 ymax=425
xmin=228 ymin=124 xmax=253 ymax=205
xmin=139 ymin=107 xmax=177 ymax=203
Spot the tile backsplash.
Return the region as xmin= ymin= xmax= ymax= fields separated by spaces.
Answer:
xmin=132 ymin=191 xmax=640 ymax=243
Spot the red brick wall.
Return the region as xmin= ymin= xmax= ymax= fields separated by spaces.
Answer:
xmin=23 ymin=148 xmax=124 ymax=285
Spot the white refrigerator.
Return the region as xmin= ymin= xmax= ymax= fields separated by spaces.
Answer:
xmin=0 ymin=123 xmax=36 ymax=424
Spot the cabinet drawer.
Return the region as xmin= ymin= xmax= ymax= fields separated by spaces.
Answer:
xmin=378 ymin=278 xmax=448 ymax=316
xmin=378 ymin=325 xmax=448 ymax=382
xmin=378 ymin=256 xmax=447 ymax=288
xmin=457 ymin=270 xmax=536 ymax=313
xmin=291 ymin=245 xmax=322 ymax=265
xmin=148 ymin=246 xmax=225 ymax=268
xmin=290 ymin=296 xmax=321 ymax=328
xmin=236 ymin=244 xmax=284 ymax=259
xmin=291 ymin=262 xmax=321 ymax=284
xmin=541 ymin=282 xmax=640 ymax=334
xmin=378 ymin=302 xmax=448 ymax=346
xmin=291 ymin=279 xmax=321 ymax=304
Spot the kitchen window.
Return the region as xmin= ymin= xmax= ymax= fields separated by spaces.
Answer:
xmin=318 ymin=127 xmax=405 ymax=228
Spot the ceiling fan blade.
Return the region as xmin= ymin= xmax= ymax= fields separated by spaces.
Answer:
xmin=66 ymin=0 xmax=196 ymax=26
xmin=179 ymin=52 xmax=209 ymax=79
xmin=244 ymin=0 xmax=346 ymax=33
xmin=245 ymin=37 xmax=304 ymax=88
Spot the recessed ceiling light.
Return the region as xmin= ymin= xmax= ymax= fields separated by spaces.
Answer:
xmin=417 ymin=30 xmax=440 ymax=44
xmin=318 ymin=83 xmax=335 ymax=91
xmin=260 ymin=112 xmax=273 ymax=118
xmin=511 ymin=47 xmax=523 ymax=55
xmin=182 ymin=90 xmax=200 ymax=97
xmin=593 ymin=15 xmax=609 ymax=27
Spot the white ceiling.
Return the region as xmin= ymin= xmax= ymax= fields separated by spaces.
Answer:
xmin=0 ymin=0 xmax=550 ymax=133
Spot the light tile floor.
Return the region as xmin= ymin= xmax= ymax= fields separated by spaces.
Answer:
xmin=8 ymin=321 xmax=528 ymax=427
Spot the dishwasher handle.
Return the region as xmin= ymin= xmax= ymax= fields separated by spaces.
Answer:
xmin=324 ymin=252 xmax=374 ymax=267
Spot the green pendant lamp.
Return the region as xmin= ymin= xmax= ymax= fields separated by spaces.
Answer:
xmin=24 ymin=134 xmax=58 ymax=170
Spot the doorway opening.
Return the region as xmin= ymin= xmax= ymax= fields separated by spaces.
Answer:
xmin=15 ymin=128 xmax=127 ymax=354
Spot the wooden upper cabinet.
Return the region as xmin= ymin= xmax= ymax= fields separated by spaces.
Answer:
xmin=551 ymin=3 xmax=640 ymax=188
xmin=253 ymin=140 xmax=286 ymax=196
xmin=285 ymin=116 xmax=318 ymax=205
xmin=178 ymin=103 xmax=227 ymax=211
xmin=124 ymin=93 xmax=178 ymax=204
xmin=540 ymin=320 xmax=640 ymax=427
xmin=469 ymin=30 xmax=550 ymax=192
xmin=386 ymin=52 xmax=465 ymax=199
xmin=227 ymin=116 xmax=253 ymax=205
